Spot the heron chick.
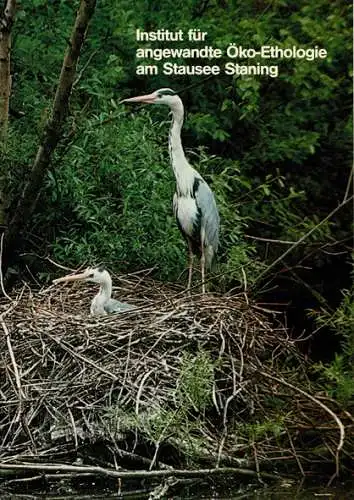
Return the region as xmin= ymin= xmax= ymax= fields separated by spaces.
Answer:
xmin=121 ymin=88 xmax=220 ymax=293
xmin=53 ymin=266 xmax=136 ymax=316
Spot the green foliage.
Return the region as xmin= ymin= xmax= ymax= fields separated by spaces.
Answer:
xmin=102 ymin=401 xmax=211 ymax=465
xmin=314 ymin=354 xmax=354 ymax=408
xmin=176 ymin=350 xmax=215 ymax=412
xmin=102 ymin=404 xmax=138 ymax=438
xmin=241 ymin=415 xmax=286 ymax=441
xmin=41 ymin=109 xmax=184 ymax=278
xmin=311 ymin=285 xmax=354 ymax=407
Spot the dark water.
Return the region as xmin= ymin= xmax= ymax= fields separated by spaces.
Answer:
xmin=181 ymin=481 xmax=354 ymax=499
xmin=210 ymin=483 xmax=353 ymax=499
xmin=2 ymin=480 xmax=354 ymax=499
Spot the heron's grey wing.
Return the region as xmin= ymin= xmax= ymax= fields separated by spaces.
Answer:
xmin=194 ymin=179 xmax=220 ymax=260
xmin=105 ymin=298 xmax=136 ymax=314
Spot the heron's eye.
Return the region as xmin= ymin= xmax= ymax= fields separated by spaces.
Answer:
xmin=88 ymin=273 xmax=94 ymax=278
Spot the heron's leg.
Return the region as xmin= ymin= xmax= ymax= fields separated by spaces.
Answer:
xmin=187 ymin=239 xmax=194 ymax=292
xmin=200 ymin=247 xmax=206 ymax=294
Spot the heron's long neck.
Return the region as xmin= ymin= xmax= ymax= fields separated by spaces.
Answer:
xmin=91 ymin=276 xmax=112 ymax=316
xmin=92 ymin=277 xmax=112 ymax=313
xmin=99 ymin=277 xmax=112 ymax=303
xmin=169 ymin=102 xmax=194 ymax=195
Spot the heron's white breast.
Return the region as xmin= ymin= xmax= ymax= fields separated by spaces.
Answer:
xmin=175 ymin=196 xmax=198 ymax=237
xmin=90 ymin=295 xmax=108 ymax=316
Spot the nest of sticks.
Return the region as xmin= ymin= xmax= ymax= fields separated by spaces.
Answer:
xmin=0 ymin=270 xmax=352 ymax=488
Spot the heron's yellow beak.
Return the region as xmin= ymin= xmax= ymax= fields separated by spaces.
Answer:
xmin=52 ymin=269 xmax=91 ymax=285
xmin=120 ymin=92 xmax=157 ymax=105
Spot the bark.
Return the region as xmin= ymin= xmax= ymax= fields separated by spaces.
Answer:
xmin=0 ymin=1 xmax=16 ymax=230
xmin=0 ymin=0 xmax=15 ymax=139
xmin=3 ymin=0 xmax=97 ymax=266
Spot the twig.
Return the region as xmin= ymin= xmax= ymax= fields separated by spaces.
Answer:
xmin=0 ymin=232 xmax=11 ymax=300
xmin=1 ymin=317 xmax=25 ymax=412
xmin=251 ymin=441 xmax=263 ymax=484
xmin=253 ymin=196 xmax=354 ymax=284
xmin=216 ymin=432 xmax=226 ymax=468
xmin=245 ymin=235 xmax=302 ymax=245
xmin=73 ymin=48 xmax=99 ymax=87
xmin=116 ymin=331 xmax=132 ymax=403
xmin=2 ymin=472 xmax=94 ymax=486
xmin=343 ymin=164 xmax=353 ymax=202
xmin=136 ymin=369 xmax=155 ymax=415
xmin=67 ymin=407 xmax=78 ymax=449
xmin=286 ymin=427 xmax=304 ymax=477
xmin=46 ymin=256 xmax=77 ymax=272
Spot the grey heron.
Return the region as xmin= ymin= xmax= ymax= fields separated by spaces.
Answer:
xmin=53 ymin=266 xmax=136 ymax=316
xmin=121 ymin=88 xmax=220 ymax=293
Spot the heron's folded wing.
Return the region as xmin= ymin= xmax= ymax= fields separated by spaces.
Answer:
xmin=194 ymin=180 xmax=220 ymax=253
xmin=105 ymin=299 xmax=136 ymax=314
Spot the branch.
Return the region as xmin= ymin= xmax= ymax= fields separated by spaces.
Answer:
xmin=0 ymin=232 xmax=11 ymax=299
xmin=73 ymin=48 xmax=98 ymax=87
xmin=245 ymin=235 xmax=300 ymax=245
xmin=253 ymin=196 xmax=354 ymax=285
xmin=1 ymin=315 xmax=25 ymax=423
xmin=260 ymin=371 xmax=345 ymax=476
xmin=343 ymin=164 xmax=353 ymax=203
xmin=0 ymin=462 xmax=280 ymax=481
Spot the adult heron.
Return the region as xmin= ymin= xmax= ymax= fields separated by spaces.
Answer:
xmin=121 ymin=88 xmax=220 ymax=293
xmin=53 ymin=266 xmax=136 ymax=316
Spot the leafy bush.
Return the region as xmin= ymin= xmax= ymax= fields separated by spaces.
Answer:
xmin=176 ymin=350 xmax=215 ymax=412
xmin=46 ymin=109 xmax=185 ymax=279
xmin=311 ymin=285 xmax=354 ymax=407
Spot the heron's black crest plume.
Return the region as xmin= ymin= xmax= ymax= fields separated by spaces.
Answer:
xmin=97 ymin=265 xmax=106 ymax=273
xmin=157 ymin=89 xmax=176 ymax=97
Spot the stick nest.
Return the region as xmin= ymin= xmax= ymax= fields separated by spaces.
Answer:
xmin=0 ymin=272 xmax=352 ymax=476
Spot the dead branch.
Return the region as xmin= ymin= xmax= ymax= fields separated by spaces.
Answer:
xmin=1 ymin=315 xmax=25 ymax=414
xmin=0 ymin=461 xmax=280 ymax=481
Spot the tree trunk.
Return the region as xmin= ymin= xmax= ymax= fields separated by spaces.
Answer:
xmin=0 ymin=0 xmax=16 ymax=230
xmin=0 ymin=0 xmax=15 ymax=139
xmin=3 ymin=0 xmax=97 ymax=268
